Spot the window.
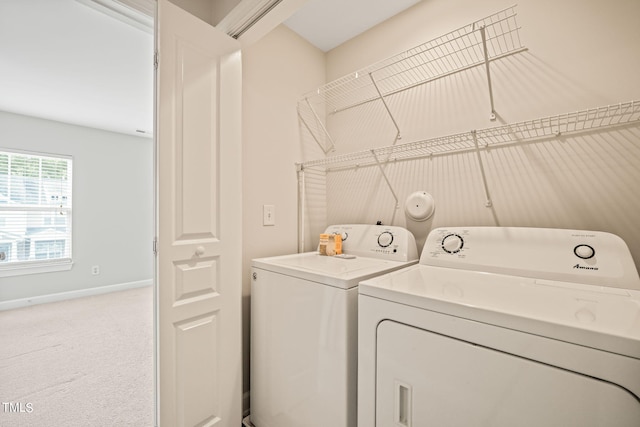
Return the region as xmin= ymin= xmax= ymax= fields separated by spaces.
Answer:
xmin=0 ymin=149 xmax=72 ymax=275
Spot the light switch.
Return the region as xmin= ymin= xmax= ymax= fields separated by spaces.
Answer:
xmin=263 ymin=205 xmax=275 ymax=226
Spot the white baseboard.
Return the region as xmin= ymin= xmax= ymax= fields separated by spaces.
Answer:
xmin=0 ymin=279 xmax=153 ymax=311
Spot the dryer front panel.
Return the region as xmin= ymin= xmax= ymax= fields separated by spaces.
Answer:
xmin=376 ymin=320 xmax=640 ymax=427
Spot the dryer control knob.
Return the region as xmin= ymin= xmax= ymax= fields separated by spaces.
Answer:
xmin=442 ymin=234 xmax=464 ymax=254
xmin=378 ymin=231 xmax=394 ymax=247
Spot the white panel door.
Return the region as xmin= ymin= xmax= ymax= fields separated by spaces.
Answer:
xmin=156 ymin=1 xmax=242 ymax=426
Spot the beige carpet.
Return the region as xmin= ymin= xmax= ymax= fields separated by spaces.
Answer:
xmin=0 ymin=286 xmax=154 ymax=427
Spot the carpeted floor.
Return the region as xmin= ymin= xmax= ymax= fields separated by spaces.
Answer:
xmin=0 ymin=286 xmax=154 ymax=427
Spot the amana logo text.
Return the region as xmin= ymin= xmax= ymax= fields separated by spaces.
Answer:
xmin=573 ymin=264 xmax=599 ymax=271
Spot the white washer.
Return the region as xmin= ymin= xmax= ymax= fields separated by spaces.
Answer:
xmin=250 ymin=224 xmax=418 ymax=427
xmin=358 ymin=227 xmax=640 ymax=427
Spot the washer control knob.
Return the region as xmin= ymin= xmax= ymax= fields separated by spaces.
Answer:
xmin=574 ymin=244 xmax=595 ymax=260
xmin=442 ymin=234 xmax=464 ymax=254
xmin=378 ymin=231 xmax=394 ymax=248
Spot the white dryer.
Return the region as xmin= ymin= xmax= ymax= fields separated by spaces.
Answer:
xmin=358 ymin=227 xmax=640 ymax=427
xmin=250 ymin=224 xmax=418 ymax=427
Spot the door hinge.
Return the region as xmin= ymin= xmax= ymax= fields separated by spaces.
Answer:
xmin=153 ymin=237 xmax=158 ymax=256
xmin=154 ymin=51 xmax=158 ymax=70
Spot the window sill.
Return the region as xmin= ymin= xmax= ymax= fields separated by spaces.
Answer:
xmin=0 ymin=260 xmax=73 ymax=278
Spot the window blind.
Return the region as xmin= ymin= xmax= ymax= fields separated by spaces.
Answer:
xmin=0 ymin=149 xmax=72 ymax=269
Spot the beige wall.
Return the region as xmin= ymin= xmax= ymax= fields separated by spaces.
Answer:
xmin=296 ymin=0 xmax=640 ymax=272
xmin=241 ymin=23 xmax=325 ymax=408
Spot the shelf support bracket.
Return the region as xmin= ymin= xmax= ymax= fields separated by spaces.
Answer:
xmin=479 ymin=26 xmax=497 ymax=121
xmin=296 ymin=163 xmax=306 ymax=253
xmin=471 ymin=130 xmax=493 ymax=207
xmin=299 ymin=99 xmax=336 ymax=154
xmin=371 ymin=149 xmax=400 ymax=225
xmin=369 ymin=73 xmax=402 ymax=145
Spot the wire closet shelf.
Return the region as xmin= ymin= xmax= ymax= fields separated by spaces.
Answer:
xmin=297 ymin=5 xmax=526 ymax=156
xmin=300 ymin=5 xmax=524 ymax=116
xmin=298 ymin=101 xmax=640 ymax=171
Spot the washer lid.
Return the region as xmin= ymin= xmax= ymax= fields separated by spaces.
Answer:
xmin=252 ymin=252 xmax=417 ymax=289
xmin=359 ymin=265 xmax=640 ymax=359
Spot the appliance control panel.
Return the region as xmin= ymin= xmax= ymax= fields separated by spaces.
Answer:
xmin=422 ymin=227 xmax=640 ymax=290
xmin=323 ymin=224 xmax=418 ymax=262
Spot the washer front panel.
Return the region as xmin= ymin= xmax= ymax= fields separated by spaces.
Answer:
xmin=252 ymin=268 xmax=358 ymax=427
xmin=376 ymin=320 xmax=640 ymax=427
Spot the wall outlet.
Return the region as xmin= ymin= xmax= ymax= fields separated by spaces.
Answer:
xmin=263 ymin=204 xmax=275 ymax=226
xmin=91 ymin=265 xmax=100 ymax=275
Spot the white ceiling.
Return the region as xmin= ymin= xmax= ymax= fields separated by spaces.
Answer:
xmin=284 ymin=0 xmax=421 ymax=52
xmin=0 ymin=0 xmax=154 ymax=138
xmin=0 ymin=0 xmax=420 ymax=138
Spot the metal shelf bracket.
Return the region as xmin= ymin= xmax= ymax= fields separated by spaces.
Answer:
xmin=298 ymin=98 xmax=336 ymax=154
xmin=478 ymin=25 xmax=497 ymax=121
xmin=371 ymin=149 xmax=400 ymax=224
xmin=472 ymin=130 xmax=493 ymax=207
xmin=369 ymin=72 xmax=402 ymax=145
xmin=296 ymin=163 xmax=306 ymax=252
